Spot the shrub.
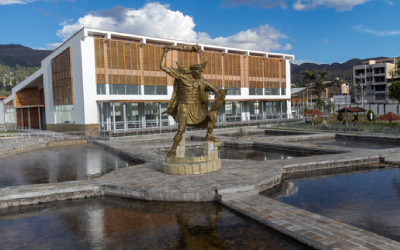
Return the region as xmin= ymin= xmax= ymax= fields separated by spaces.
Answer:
xmin=366 ymin=110 xmax=375 ymax=122
xmin=237 ymin=128 xmax=247 ymax=137
xmin=337 ymin=112 xmax=344 ymax=122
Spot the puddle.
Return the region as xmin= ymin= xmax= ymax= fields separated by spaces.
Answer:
xmin=0 ymin=197 xmax=311 ymax=250
xmin=264 ymin=167 xmax=400 ymax=241
xmin=0 ymin=144 xmax=134 ymax=188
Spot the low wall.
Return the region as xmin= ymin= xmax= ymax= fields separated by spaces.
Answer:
xmin=46 ymin=123 xmax=98 ymax=132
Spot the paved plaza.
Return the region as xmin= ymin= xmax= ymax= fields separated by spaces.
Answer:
xmin=1 ymin=128 xmax=400 ymax=249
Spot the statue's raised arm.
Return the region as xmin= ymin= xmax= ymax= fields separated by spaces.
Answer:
xmin=160 ymin=45 xmax=206 ymax=79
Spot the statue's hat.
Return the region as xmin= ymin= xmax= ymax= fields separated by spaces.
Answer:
xmin=175 ymin=62 xmax=191 ymax=74
xmin=189 ymin=61 xmax=207 ymax=71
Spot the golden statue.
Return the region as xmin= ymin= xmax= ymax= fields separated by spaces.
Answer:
xmin=160 ymin=44 xmax=228 ymax=157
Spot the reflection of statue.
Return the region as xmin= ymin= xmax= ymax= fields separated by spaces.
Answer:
xmin=161 ymin=45 xmax=227 ymax=157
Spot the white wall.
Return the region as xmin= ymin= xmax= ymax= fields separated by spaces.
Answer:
xmin=0 ymin=102 xmax=4 ymax=125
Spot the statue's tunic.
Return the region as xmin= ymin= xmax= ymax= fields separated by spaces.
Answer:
xmin=164 ymin=69 xmax=216 ymax=126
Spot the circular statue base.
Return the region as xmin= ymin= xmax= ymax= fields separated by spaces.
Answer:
xmin=162 ymin=140 xmax=221 ymax=175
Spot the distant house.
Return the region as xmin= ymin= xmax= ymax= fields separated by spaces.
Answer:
xmin=353 ymin=58 xmax=400 ymax=104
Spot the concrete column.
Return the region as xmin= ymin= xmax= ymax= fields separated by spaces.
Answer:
xmin=159 ymin=102 xmax=162 ymax=128
xmin=141 ymin=103 xmax=146 ymax=128
xmin=262 ymin=101 xmax=265 ymax=120
xmin=38 ymin=107 xmax=42 ymax=130
xmin=21 ymin=108 xmax=24 ymax=129
xmin=240 ymin=102 xmax=243 ymax=121
xmin=123 ymin=103 xmax=127 ymax=131
xmin=112 ymin=102 xmax=116 ymax=133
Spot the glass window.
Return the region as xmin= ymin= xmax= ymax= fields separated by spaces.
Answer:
xmin=281 ymin=88 xmax=286 ymax=95
xmin=375 ymin=93 xmax=385 ymax=100
xmin=126 ymin=103 xmax=142 ymax=129
xmin=144 ymin=85 xmax=167 ymax=95
xmin=226 ymin=88 xmax=241 ymax=95
xmin=249 ymin=88 xmax=263 ymax=95
xmin=160 ymin=102 xmax=169 ymax=126
xmin=144 ymin=85 xmax=156 ymax=95
xmin=111 ymin=103 xmax=124 ymax=130
xmin=144 ymin=102 xmax=160 ymax=127
xmin=156 ymin=86 xmax=167 ymax=95
xmin=6 ymin=108 xmax=16 ymax=124
xmin=272 ymin=88 xmax=280 ymax=95
xmin=99 ymin=103 xmax=109 ymax=131
xmin=97 ymin=84 xmax=106 ymax=95
xmin=126 ymin=85 xmax=140 ymax=95
xmin=109 ymin=85 xmax=126 ymax=95
xmin=55 ymin=105 xmax=75 ymax=124
xmin=282 ymin=101 xmax=287 ymax=115
xmin=265 ymin=88 xmax=272 ymax=95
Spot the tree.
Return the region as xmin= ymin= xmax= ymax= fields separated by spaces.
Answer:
xmin=388 ymin=81 xmax=400 ymax=103
xmin=337 ymin=112 xmax=344 ymax=122
xmin=301 ymin=70 xmax=334 ymax=110
xmin=366 ymin=110 xmax=375 ymax=122
xmin=326 ymin=100 xmax=335 ymax=114
xmin=0 ymin=88 xmax=9 ymax=96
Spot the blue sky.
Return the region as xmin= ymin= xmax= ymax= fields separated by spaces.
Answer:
xmin=0 ymin=0 xmax=399 ymax=65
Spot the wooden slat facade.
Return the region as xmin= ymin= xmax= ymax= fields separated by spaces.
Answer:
xmin=51 ymin=47 xmax=73 ymax=105
xmin=15 ymin=87 xmax=44 ymax=107
xmin=16 ymin=107 xmax=41 ymax=129
xmin=93 ymin=37 xmax=288 ymax=90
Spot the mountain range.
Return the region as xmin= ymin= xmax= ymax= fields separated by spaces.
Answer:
xmin=291 ymin=57 xmax=389 ymax=86
xmin=0 ymin=44 xmax=52 ymax=67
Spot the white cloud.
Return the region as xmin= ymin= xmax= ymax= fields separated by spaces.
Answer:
xmin=223 ymin=0 xmax=373 ymax=11
xmin=0 ymin=0 xmax=36 ymax=4
xmin=34 ymin=42 xmax=62 ymax=50
xmin=293 ymin=0 xmax=371 ymax=11
xmin=354 ymin=25 xmax=400 ymax=36
xmin=291 ymin=59 xmax=324 ymax=65
xmin=56 ymin=3 xmax=291 ymax=52
xmin=0 ymin=0 xmax=74 ymax=5
xmin=384 ymin=0 xmax=394 ymax=6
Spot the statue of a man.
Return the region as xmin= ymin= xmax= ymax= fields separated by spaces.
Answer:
xmin=160 ymin=45 xmax=227 ymax=157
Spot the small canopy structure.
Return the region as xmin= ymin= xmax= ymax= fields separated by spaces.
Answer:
xmin=336 ymin=107 xmax=367 ymax=113
xmin=305 ymin=109 xmax=323 ymax=123
xmin=378 ymin=112 xmax=400 ymax=128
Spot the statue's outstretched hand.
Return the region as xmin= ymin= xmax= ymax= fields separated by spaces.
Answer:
xmin=162 ymin=107 xmax=174 ymax=115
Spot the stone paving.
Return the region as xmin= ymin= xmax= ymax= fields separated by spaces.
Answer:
xmin=222 ymin=195 xmax=400 ymax=250
xmin=2 ymin=128 xmax=400 ymax=249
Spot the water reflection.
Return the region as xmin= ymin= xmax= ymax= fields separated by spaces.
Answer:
xmin=267 ymin=168 xmax=400 ymax=241
xmin=0 ymin=197 xmax=310 ymax=250
xmin=0 ymin=144 xmax=132 ymax=188
xmin=178 ymin=147 xmax=309 ymax=161
xmin=301 ymin=138 xmax=400 ymax=149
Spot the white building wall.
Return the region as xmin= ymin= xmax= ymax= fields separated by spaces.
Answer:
xmin=41 ymin=29 xmax=85 ymax=125
xmin=0 ymin=101 xmax=4 ymax=125
xmin=79 ymin=35 xmax=97 ymax=125
xmin=286 ymin=59 xmax=292 ymax=117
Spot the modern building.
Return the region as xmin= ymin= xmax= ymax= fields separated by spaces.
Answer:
xmin=0 ymin=28 xmax=295 ymax=132
xmin=353 ymin=58 xmax=399 ymax=105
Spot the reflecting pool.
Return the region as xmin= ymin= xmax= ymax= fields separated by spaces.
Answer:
xmin=266 ymin=167 xmax=400 ymax=241
xmin=0 ymin=197 xmax=311 ymax=250
xmin=181 ymin=147 xmax=311 ymax=161
xmin=300 ymin=137 xmax=400 ymax=149
xmin=0 ymin=144 xmax=133 ymax=188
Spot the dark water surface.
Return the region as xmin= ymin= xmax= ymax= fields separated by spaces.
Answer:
xmin=302 ymin=137 xmax=400 ymax=149
xmin=0 ymin=197 xmax=311 ymax=250
xmin=182 ymin=147 xmax=311 ymax=161
xmin=267 ymin=168 xmax=400 ymax=241
xmin=0 ymin=144 xmax=133 ymax=188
